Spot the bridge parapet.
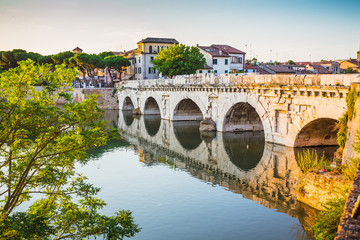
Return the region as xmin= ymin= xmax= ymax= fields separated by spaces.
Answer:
xmin=119 ymin=73 xmax=360 ymax=89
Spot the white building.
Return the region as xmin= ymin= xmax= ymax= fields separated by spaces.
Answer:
xmin=123 ymin=37 xmax=179 ymax=80
xmin=197 ymin=44 xmax=245 ymax=75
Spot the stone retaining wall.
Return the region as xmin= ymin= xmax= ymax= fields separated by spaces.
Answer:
xmin=73 ymin=88 xmax=119 ymax=109
xmin=336 ymin=83 xmax=360 ymax=239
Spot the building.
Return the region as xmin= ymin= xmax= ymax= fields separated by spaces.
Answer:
xmin=337 ymin=48 xmax=360 ymax=73
xmin=122 ymin=37 xmax=179 ymax=80
xmin=338 ymin=59 xmax=360 ymax=72
xmin=245 ymin=64 xmax=256 ymax=73
xmin=260 ymin=65 xmax=296 ymax=74
xmin=306 ymin=64 xmax=332 ymax=74
xmin=197 ymin=44 xmax=245 ymax=75
xmin=313 ymin=61 xmax=340 ymax=73
xmin=72 ymin=47 xmax=83 ymax=53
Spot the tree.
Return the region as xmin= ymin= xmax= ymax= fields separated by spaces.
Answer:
xmin=98 ymin=51 xmax=115 ymax=59
xmin=51 ymin=51 xmax=74 ymax=65
xmin=37 ymin=55 xmax=54 ymax=65
xmin=152 ymin=44 xmax=206 ymax=77
xmin=246 ymin=57 xmax=258 ymax=66
xmin=105 ymin=55 xmax=130 ymax=85
xmin=66 ymin=53 xmax=106 ymax=86
xmin=286 ymin=60 xmax=296 ymax=65
xmin=0 ymin=60 xmax=140 ymax=239
xmin=343 ymin=67 xmax=358 ymax=74
xmin=0 ymin=49 xmax=36 ymax=70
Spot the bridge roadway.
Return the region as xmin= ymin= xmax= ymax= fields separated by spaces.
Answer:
xmin=117 ymin=74 xmax=359 ymax=147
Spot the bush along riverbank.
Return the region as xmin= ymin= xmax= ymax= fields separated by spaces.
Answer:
xmin=295 ymin=87 xmax=360 ymax=240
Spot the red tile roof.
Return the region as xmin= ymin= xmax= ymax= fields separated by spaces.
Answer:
xmin=197 ymin=46 xmax=230 ymax=57
xmin=211 ymin=44 xmax=246 ymax=54
xmin=295 ymin=62 xmax=312 ymax=65
xmin=254 ymin=66 xmax=270 ymax=74
xmin=309 ymin=64 xmax=332 ymax=74
xmin=245 ymin=64 xmax=255 ymax=69
xmin=266 ymin=65 xmax=296 ymax=73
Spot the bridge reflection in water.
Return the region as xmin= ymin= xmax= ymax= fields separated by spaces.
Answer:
xmin=117 ymin=110 xmax=316 ymax=238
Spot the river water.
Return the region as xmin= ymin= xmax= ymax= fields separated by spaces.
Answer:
xmin=78 ymin=110 xmax=329 ymax=240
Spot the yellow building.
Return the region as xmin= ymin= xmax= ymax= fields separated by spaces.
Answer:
xmin=337 ymin=49 xmax=360 ymax=72
xmin=122 ymin=37 xmax=179 ymax=80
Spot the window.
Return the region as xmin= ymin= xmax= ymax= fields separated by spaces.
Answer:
xmin=149 ymin=67 xmax=152 ymax=74
xmin=150 ymin=56 xmax=154 ymax=61
xmin=225 ymin=70 xmax=228 ymax=74
xmin=213 ymin=59 xmax=217 ymax=65
xmin=225 ymin=59 xmax=228 ymax=65
xmin=214 ymin=70 xmax=217 ymax=73
xmin=208 ymin=70 xmax=211 ymax=73
xmin=134 ymin=58 xmax=136 ymax=64
xmin=231 ymin=56 xmax=237 ymax=63
xmin=238 ymin=57 xmax=242 ymax=64
xmin=138 ymin=67 xmax=141 ymax=73
xmin=149 ymin=45 xmax=152 ymax=53
xmin=135 ymin=68 xmax=137 ymax=74
xmin=157 ymin=46 xmax=160 ymax=52
xmin=199 ymin=70 xmax=203 ymax=73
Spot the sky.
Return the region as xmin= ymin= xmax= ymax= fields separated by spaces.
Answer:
xmin=0 ymin=0 xmax=360 ymax=62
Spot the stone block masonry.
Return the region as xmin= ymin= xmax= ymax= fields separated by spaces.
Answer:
xmin=118 ymin=73 xmax=352 ymax=147
xmin=73 ymin=88 xmax=119 ymax=109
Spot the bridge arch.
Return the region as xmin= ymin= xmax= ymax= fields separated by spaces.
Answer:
xmin=173 ymin=98 xmax=204 ymax=121
xmin=216 ymin=93 xmax=273 ymax=143
xmin=144 ymin=97 xmax=161 ymax=115
xmin=223 ymin=102 xmax=264 ymax=132
xmin=294 ymin=118 xmax=339 ymax=147
xmin=122 ymin=96 xmax=135 ymax=111
xmin=288 ymin=104 xmax=345 ymax=147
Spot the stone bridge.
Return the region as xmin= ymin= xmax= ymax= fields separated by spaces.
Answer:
xmin=117 ymin=73 xmax=360 ymax=147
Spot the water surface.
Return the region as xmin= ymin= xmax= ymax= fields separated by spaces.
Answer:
xmin=79 ymin=110 xmax=318 ymax=240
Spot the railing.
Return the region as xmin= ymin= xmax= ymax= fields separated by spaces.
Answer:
xmin=119 ymin=73 xmax=360 ymax=89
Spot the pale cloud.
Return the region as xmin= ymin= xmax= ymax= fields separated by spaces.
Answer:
xmin=6 ymin=8 xmax=25 ymax=13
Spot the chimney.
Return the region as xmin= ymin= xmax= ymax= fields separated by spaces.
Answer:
xmin=196 ymin=44 xmax=199 ymax=47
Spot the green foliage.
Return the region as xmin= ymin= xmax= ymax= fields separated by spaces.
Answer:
xmin=346 ymin=88 xmax=360 ymax=121
xmin=337 ymin=112 xmax=348 ymax=149
xmin=105 ymin=55 xmax=131 ymax=81
xmin=65 ymin=53 xmax=106 ymax=81
xmin=104 ymin=55 xmax=131 ymax=86
xmin=99 ymin=51 xmax=115 ymax=59
xmin=246 ymin=58 xmax=258 ymax=66
xmin=287 ymin=60 xmax=296 ymax=65
xmin=337 ymin=88 xmax=360 ymax=149
xmin=51 ymin=51 xmax=74 ymax=65
xmin=312 ymin=195 xmax=347 ymax=240
xmin=152 ymin=44 xmax=206 ymax=77
xmin=296 ymin=149 xmax=332 ymax=174
xmin=112 ymin=87 xmax=118 ymax=97
xmin=0 ymin=49 xmax=43 ymax=70
xmin=0 ymin=60 xmax=140 ymax=239
xmin=343 ymin=67 xmax=358 ymax=74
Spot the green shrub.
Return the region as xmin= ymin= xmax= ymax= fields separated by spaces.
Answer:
xmin=312 ymin=195 xmax=347 ymax=240
xmin=337 ymin=112 xmax=348 ymax=150
xmin=296 ymin=149 xmax=332 ymax=174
